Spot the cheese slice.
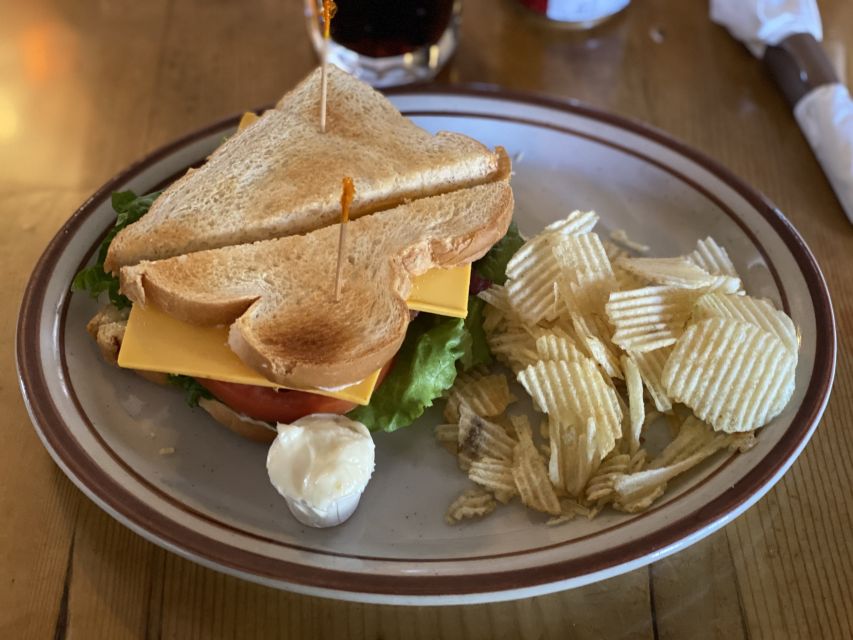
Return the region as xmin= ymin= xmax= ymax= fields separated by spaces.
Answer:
xmin=407 ymin=263 xmax=470 ymax=318
xmin=118 ymin=305 xmax=382 ymax=404
xmin=117 ymin=265 xmax=472 ymax=404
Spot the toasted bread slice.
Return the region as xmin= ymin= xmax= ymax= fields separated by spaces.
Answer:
xmin=105 ymin=66 xmax=501 ymax=273
xmin=120 ymin=179 xmax=513 ymax=389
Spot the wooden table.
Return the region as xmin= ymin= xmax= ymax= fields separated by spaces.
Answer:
xmin=2 ymin=0 xmax=851 ymax=637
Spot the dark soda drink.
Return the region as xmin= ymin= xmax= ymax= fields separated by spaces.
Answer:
xmin=329 ymin=0 xmax=456 ymax=58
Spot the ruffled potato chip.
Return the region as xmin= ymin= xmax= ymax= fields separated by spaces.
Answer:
xmin=606 ymin=285 xmax=697 ymax=352
xmin=469 ymin=457 xmax=517 ymax=500
xmin=535 ymin=333 xmax=585 ymax=363
xmin=557 ymin=417 xmax=605 ymax=497
xmin=445 ymin=373 xmax=516 ymax=423
xmin=585 ymin=450 xmax=632 ymax=503
xmin=629 ymin=347 xmax=673 ymax=412
xmin=457 ymin=402 xmax=516 ymax=463
xmin=487 ymin=329 xmax=540 ymax=374
xmin=662 ymin=318 xmax=797 ymax=432
xmin=571 ymin=313 xmax=623 ymax=379
xmin=517 ymin=358 xmax=622 ymax=455
xmin=445 ymin=488 xmax=497 ymax=524
xmin=512 ymin=423 xmax=561 ymax=515
xmin=603 ymin=238 xmax=630 ymax=263
xmin=621 ymin=354 xmax=645 ymax=454
xmin=616 ymin=256 xmax=719 ymax=289
xmin=546 ymin=499 xmax=593 ymax=526
xmin=609 ymin=229 xmax=650 ymax=254
xmin=505 ymin=211 xmax=599 ymax=325
xmin=553 ymin=232 xmax=617 ymax=316
xmin=686 ymin=236 xmax=740 ymax=279
xmin=610 ymin=417 xmax=756 ymax=512
xmin=692 ymin=292 xmax=798 ymax=353
xmin=434 ymin=423 xmax=459 ymax=454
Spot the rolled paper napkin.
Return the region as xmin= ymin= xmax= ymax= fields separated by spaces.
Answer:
xmin=710 ymin=0 xmax=822 ymax=57
xmin=711 ymin=0 xmax=853 ymax=223
xmin=794 ymin=84 xmax=853 ymax=224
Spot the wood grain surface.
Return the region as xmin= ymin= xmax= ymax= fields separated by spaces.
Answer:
xmin=2 ymin=0 xmax=851 ymax=638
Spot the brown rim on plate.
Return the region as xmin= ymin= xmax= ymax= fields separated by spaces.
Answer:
xmin=17 ymin=86 xmax=836 ymax=597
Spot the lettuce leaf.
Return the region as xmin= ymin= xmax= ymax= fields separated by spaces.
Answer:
xmin=459 ymin=296 xmax=492 ymax=371
xmin=473 ymin=221 xmax=524 ymax=285
xmin=348 ymin=313 xmax=467 ymax=432
xmin=167 ymin=374 xmax=214 ymax=407
xmin=72 ymin=190 xmax=161 ymax=309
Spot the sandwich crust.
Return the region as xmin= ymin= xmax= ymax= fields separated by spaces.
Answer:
xmin=105 ymin=66 xmax=501 ymax=274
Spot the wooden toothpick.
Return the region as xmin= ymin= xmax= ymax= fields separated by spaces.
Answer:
xmin=334 ymin=176 xmax=355 ymax=301
xmin=320 ymin=0 xmax=336 ymax=133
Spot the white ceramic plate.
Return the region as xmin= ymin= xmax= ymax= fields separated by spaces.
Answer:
xmin=17 ymin=87 xmax=836 ymax=605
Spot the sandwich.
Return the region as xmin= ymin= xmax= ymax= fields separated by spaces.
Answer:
xmin=75 ymin=66 xmax=520 ymax=448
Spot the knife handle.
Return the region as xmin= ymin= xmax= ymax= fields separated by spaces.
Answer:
xmin=764 ymin=33 xmax=839 ymax=108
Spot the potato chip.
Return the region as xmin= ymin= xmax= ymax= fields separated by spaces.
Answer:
xmin=517 ymin=358 xmax=623 ymax=454
xmin=482 ymin=303 xmax=507 ymax=335
xmin=628 ymin=347 xmax=672 ymax=412
xmin=616 ymin=256 xmax=719 ymax=289
xmin=609 ymin=417 xmax=754 ymax=512
xmin=506 ymin=211 xmax=598 ymax=278
xmin=506 ymin=267 xmax=560 ymax=326
xmin=487 ymin=329 xmax=539 ymax=374
xmin=546 ymin=499 xmax=592 ymax=526
xmin=613 ymin=265 xmax=648 ymax=291
xmin=512 ymin=425 xmax=562 ymax=515
xmin=469 ymin=457 xmax=517 ymax=500
xmin=629 ymin=448 xmax=649 ymax=472
xmin=571 ymin=314 xmax=623 ymax=379
xmin=554 ymin=232 xmax=614 ymax=282
xmin=692 ymin=292 xmax=798 ymax=353
xmin=621 ymin=354 xmax=645 ymax=454
xmin=603 ymin=239 xmax=630 ymax=263
xmin=585 ymin=450 xmax=631 ymax=503
xmin=478 ymin=284 xmax=513 ymax=313
xmin=553 ymin=233 xmax=617 ymax=316
xmin=649 ymin=416 xmax=715 ymax=467
xmin=609 ymin=229 xmax=650 ymax=254
xmin=543 ymin=209 xmax=599 ymax=238
xmin=546 ymin=417 xmax=602 ymax=497
xmin=709 ymin=276 xmax=742 ymax=294
xmin=612 ymin=483 xmax=666 ymax=513
xmin=606 ymin=285 xmax=697 ymax=352
xmin=535 ymin=333 xmax=584 ymax=363
xmin=445 ymin=373 xmax=516 ymax=423
xmin=445 ymin=488 xmax=497 ymax=524
xmin=434 ymin=423 xmax=459 ymax=453
xmin=457 ymin=402 xmax=517 ymax=462
xmin=509 ymin=413 xmax=534 ymax=441
xmin=687 ymin=236 xmax=740 ymax=279
xmin=538 ymin=417 xmax=550 ymax=441
xmin=505 ymin=211 xmax=599 ymax=324
xmin=662 ymin=318 xmax=797 ymax=432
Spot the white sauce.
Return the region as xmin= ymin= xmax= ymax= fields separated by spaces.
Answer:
xmin=266 ymin=414 xmax=375 ymax=527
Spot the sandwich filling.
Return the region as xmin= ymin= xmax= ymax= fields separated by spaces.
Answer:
xmin=75 ymin=189 xmax=524 ymax=433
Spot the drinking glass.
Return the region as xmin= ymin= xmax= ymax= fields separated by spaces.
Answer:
xmin=305 ymin=0 xmax=462 ymax=87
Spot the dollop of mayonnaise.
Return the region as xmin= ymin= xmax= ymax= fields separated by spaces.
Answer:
xmin=266 ymin=414 xmax=375 ymax=528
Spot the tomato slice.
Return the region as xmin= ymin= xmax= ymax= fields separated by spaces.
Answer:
xmin=197 ymin=360 xmax=393 ymax=424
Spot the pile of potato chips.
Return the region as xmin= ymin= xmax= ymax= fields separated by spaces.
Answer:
xmin=440 ymin=211 xmax=799 ymax=525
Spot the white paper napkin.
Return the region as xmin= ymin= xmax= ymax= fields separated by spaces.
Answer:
xmin=710 ymin=0 xmax=822 ymax=57
xmin=711 ymin=0 xmax=853 ymax=223
xmin=795 ymin=84 xmax=853 ymax=222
